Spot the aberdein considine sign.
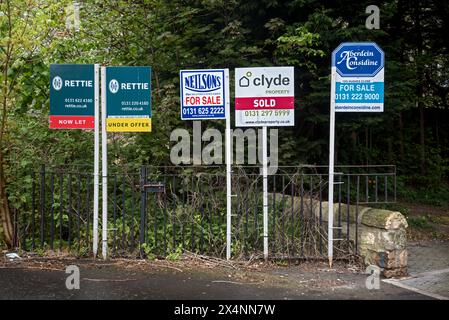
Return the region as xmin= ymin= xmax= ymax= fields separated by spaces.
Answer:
xmin=332 ymin=42 xmax=385 ymax=112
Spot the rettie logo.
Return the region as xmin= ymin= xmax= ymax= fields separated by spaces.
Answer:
xmin=52 ymin=76 xmax=63 ymax=91
xmin=109 ymin=79 xmax=119 ymax=94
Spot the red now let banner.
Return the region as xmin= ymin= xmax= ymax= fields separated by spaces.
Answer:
xmin=49 ymin=115 xmax=95 ymax=129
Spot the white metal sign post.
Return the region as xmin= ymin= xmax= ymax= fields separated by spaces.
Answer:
xmin=179 ymin=69 xmax=232 ymax=259
xmin=224 ymin=72 xmax=231 ymax=260
xmin=235 ymin=67 xmax=294 ymax=260
xmin=93 ymin=64 xmax=100 ymax=258
xmin=262 ymin=125 xmax=268 ymax=259
xmin=328 ymin=67 xmax=336 ymax=267
xmin=329 ymin=42 xmax=385 ymax=267
xmin=101 ymin=66 xmax=108 ymax=259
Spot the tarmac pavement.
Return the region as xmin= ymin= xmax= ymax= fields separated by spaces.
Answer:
xmin=0 ymin=257 xmax=434 ymax=300
xmin=382 ymin=241 xmax=449 ymax=300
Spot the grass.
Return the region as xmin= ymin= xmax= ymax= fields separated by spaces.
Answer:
xmin=407 ymin=216 xmax=432 ymax=229
xmin=396 ymin=178 xmax=449 ymax=207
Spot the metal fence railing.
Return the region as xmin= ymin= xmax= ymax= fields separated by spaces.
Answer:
xmin=11 ymin=164 xmax=396 ymax=260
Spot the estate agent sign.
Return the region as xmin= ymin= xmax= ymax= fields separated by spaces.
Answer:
xmin=50 ymin=64 xmax=95 ymax=129
xmin=235 ymin=67 xmax=294 ymax=126
xmin=332 ymin=42 xmax=384 ymax=112
xmin=180 ymin=69 xmax=226 ymax=120
xmin=105 ymin=66 xmax=152 ymax=132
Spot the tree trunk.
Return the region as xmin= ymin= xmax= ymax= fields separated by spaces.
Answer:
xmin=435 ymin=115 xmax=439 ymax=147
xmin=419 ymin=100 xmax=426 ymax=175
xmin=414 ymin=0 xmax=426 ymax=175
xmin=0 ymin=155 xmax=13 ymax=247
xmin=387 ymin=138 xmax=393 ymax=164
xmin=398 ymin=112 xmax=405 ymax=163
xmin=365 ymin=127 xmax=369 ymax=166
xmin=0 ymin=0 xmax=13 ymax=247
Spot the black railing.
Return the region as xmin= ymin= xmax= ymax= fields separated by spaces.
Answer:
xmin=12 ymin=164 xmax=396 ymax=260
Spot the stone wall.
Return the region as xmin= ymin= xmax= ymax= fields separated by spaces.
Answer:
xmin=315 ymin=202 xmax=408 ymax=278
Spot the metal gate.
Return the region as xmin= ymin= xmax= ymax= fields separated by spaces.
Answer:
xmin=11 ymin=164 xmax=396 ymax=260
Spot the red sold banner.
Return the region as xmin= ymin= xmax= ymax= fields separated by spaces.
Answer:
xmin=235 ymin=96 xmax=294 ymax=110
xmin=235 ymin=67 xmax=294 ymax=127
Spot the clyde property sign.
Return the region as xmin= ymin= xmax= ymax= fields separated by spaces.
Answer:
xmin=50 ymin=64 xmax=95 ymax=129
xmin=235 ymin=67 xmax=294 ymax=127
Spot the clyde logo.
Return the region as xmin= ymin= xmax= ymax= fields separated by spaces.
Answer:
xmin=239 ymin=72 xmax=290 ymax=89
xmin=184 ymin=73 xmax=222 ymax=92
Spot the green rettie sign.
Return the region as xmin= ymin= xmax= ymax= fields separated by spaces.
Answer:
xmin=50 ymin=64 xmax=96 ymax=129
xmin=105 ymin=66 xmax=152 ymax=132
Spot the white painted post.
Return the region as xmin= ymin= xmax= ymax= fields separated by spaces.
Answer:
xmin=101 ymin=66 xmax=108 ymax=260
xmin=93 ymin=64 xmax=100 ymax=258
xmin=262 ymin=126 xmax=268 ymax=261
xmin=328 ymin=66 xmax=336 ymax=267
xmin=225 ymin=69 xmax=232 ymax=260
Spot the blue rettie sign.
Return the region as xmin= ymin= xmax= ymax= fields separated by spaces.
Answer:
xmin=331 ymin=42 xmax=385 ymax=112
xmin=180 ymin=69 xmax=226 ymax=120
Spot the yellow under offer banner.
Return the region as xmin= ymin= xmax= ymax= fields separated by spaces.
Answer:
xmin=106 ymin=118 xmax=152 ymax=132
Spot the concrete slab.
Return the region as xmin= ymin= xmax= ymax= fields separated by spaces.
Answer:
xmin=383 ymin=241 xmax=449 ymax=300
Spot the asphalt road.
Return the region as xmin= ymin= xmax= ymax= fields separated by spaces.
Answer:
xmin=0 ymin=259 xmax=432 ymax=300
